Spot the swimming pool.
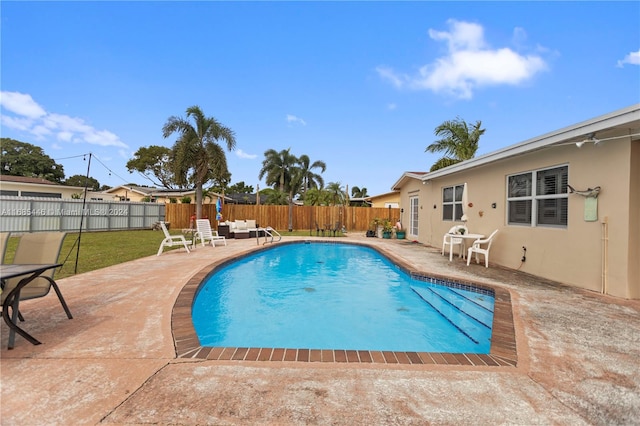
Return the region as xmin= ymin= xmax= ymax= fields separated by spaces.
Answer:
xmin=192 ymin=242 xmax=495 ymax=353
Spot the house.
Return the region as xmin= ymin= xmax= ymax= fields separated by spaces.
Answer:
xmin=102 ymin=185 xmax=156 ymax=202
xmin=102 ymin=185 xmax=227 ymax=204
xmin=364 ymin=191 xmax=401 ymax=208
xmin=393 ymin=104 xmax=640 ymax=299
xmin=0 ymin=175 xmax=86 ymax=199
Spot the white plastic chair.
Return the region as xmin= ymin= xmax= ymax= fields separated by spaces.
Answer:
xmin=195 ymin=219 xmax=227 ymax=247
xmin=157 ymin=221 xmax=191 ymax=256
xmin=466 ymin=229 xmax=499 ymax=268
xmin=442 ymin=225 xmax=468 ymax=261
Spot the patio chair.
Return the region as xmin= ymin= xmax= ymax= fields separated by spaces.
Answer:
xmin=157 ymin=221 xmax=191 ymax=256
xmin=466 ymin=229 xmax=499 ymax=268
xmin=0 ymin=232 xmax=10 ymax=264
xmin=195 ymin=219 xmax=227 ymax=247
xmin=442 ymin=225 xmax=468 ymax=260
xmin=1 ymin=232 xmax=73 ymax=320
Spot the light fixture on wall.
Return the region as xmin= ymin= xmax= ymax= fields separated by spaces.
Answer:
xmin=576 ymin=133 xmax=599 ymax=148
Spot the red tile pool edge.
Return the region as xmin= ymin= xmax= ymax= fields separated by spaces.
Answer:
xmin=171 ymin=242 xmax=517 ymax=367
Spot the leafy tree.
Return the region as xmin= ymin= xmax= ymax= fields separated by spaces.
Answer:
xmin=126 ymin=145 xmax=177 ymax=188
xmin=325 ymin=181 xmax=347 ymax=206
xmin=259 ymin=148 xmax=302 ymax=230
xmin=162 ymin=106 xmax=236 ymax=219
xmin=65 ymin=174 xmax=100 ymax=190
xmin=227 ymin=181 xmax=254 ymax=194
xmin=0 ymin=138 xmax=65 ymax=182
xmin=426 ymin=117 xmax=485 ymax=171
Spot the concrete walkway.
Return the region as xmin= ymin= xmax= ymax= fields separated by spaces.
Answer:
xmin=1 ymin=234 xmax=639 ymax=425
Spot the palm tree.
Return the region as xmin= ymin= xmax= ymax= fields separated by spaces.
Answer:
xmin=259 ymin=148 xmax=301 ymax=231
xmin=162 ymin=106 xmax=236 ymax=219
xmin=426 ymin=117 xmax=485 ymax=172
xmin=325 ymin=181 xmax=347 ymax=206
xmin=351 ymin=186 xmax=368 ymax=198
xmin=297 ymin=154 xmax=326 ymax=196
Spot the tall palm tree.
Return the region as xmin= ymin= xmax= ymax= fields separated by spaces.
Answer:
xmin=259 ymin=148 xmax=301 ymax=231
xmin=297 ymin=154 xmax=326 ymax=195
xmin=426 ymin=117 xmax=485 ymax=172
xmin=162 ymin=106 xmax=236 ymax=219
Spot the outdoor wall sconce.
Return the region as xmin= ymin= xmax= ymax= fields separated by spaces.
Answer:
xmin=433 ymin=204 xmax=437 ymax=209
xmin=491 ymin=203 xmax=497 ymax=208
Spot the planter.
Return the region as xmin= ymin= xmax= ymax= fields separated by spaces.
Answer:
xmin=382 ymin=231 xmax=392 ymax=239
xmin=396 ymin=231 xmax=406 ymax=239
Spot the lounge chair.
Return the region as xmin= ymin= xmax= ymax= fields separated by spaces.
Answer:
xmin=1 ymin=232 xmax=73 ymax=322
xmin=157 ymin=221 xmax=191 ymax=256
xmin=466 ymin=229 xmax=499 ymax=268
xmin=442 ymin=225 xmax=468 ymax=261
xmin=0 ymin=232 xmax=10 ymax=264
xmin=195 ymin=219 xmax=227 ymax=247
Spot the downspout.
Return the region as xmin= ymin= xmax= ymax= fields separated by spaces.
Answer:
xmin=601 ymin=216 xmax=608 ymax=294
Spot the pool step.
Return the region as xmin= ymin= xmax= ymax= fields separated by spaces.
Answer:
xmin=429 ymin=287 xmax=493 ymax=329
xmin=410 ymin=285 xmax=492 ymax=344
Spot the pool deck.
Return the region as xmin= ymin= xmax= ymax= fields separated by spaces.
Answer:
xmin=2 ymin=234 xmax=639 ymax=425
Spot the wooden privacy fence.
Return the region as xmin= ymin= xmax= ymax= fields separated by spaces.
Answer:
xmin=165 ymin=204 xmax=401 ymax=232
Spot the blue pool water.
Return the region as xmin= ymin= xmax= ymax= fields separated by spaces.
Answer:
xmin=192 ymin=242 xmax=495 ymax=353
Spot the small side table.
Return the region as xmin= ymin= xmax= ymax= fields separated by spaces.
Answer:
xmin=218 ymin=224 xmax=231 ymax=238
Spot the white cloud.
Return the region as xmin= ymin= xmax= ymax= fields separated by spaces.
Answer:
xmin=0 ymin=91 xmax=46 ymax=118
xmin=377 ymin=19 xmax=548 ymax=99
xmin=387 ymin=103 xmax=397 ymax=110
xmin=617 ymin=49 xmax=640 ymax=67
xmin=235 ymin=149 xmax=257 ymax=159
xmin=0 ymin=91 xmax=128 ymax=148
xmin=286 ymin=114 xmax=307 ymax=126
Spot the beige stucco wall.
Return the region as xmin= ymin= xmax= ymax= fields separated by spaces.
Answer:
xmin=415 ymin=139 xmax=638 ymax=299
xmin=369 ymin=192 xmax=400 ymax=208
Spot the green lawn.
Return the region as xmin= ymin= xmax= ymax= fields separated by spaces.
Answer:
xmin=3 ymin=228 xmax=342 ymax=279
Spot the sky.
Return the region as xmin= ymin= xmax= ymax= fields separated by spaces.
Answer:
xmin=1 ymin=1 xmax=639 ymax=197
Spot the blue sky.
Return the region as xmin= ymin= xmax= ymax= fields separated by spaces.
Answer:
xmin=1 ymin=1 xmax=639 ymax=196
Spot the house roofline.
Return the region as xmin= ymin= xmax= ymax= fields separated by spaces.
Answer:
xmin=422 ymin=103 xmax=640 ymax=182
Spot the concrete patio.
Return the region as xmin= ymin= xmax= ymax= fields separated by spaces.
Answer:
xmin=1 ymin=234 xmax=639 ymax=425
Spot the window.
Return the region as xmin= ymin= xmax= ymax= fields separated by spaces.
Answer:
xmin=507 ymin=165 xmax=568 ymax=227
xmin=21 ymin=191 xmax=62 ymax=198
xmin=442 ymin=184 xmax=464 ymax=221
xmin=410 ymin=196 xmax=419 ymax=236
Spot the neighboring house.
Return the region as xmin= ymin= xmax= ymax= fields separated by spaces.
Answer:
xmin=393 ymin=104 xmax=640 ymax=299
xmin=0 ymin=175 xmax=86 ymax=199
xmin=101 ymin=185 xmax=227 ymax=204
xmin=365 ymin=191 xmax=401 ymax=208
xmin=102 ymin=185 xmax=156 ymax=202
